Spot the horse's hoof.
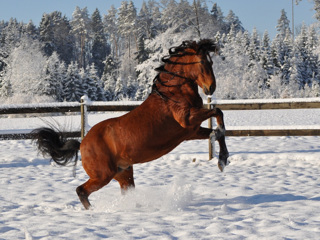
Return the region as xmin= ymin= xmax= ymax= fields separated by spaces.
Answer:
xmin=218 ymin=159 xmax=230 ymax=172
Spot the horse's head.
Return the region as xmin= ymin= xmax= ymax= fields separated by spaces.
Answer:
xmin=162 ymin=39 xmax=218 ymax=96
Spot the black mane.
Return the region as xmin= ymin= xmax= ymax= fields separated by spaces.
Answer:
xmin=151 ymin=39 xmax=218 ymax=101
xmin=168 ymin=39 xmax=218 ymax=56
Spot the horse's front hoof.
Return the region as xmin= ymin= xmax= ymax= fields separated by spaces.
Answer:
xmin=218 ymin=158 xmax=230 ymax=172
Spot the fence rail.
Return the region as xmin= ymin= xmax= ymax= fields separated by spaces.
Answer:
xmin=1 ymin=98 xmax=320 ymax=141
xmin=1 ymin=98 xmax=320 ymax=114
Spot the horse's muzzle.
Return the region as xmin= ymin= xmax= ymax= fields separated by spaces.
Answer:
xmin=204 ymin=85 xmax=215 ymax=95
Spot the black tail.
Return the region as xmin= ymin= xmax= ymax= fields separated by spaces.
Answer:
xmin=32 ymin=127 xmax=81 ymax=166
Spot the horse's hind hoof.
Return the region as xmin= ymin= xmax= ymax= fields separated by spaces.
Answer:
xmin=218 ymin=159 xmax=230 ymax=172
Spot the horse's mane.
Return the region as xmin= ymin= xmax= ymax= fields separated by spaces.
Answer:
xmin=169 ymin=39 xmax=218 ymax=56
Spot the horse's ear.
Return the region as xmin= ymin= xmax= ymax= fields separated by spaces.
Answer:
xmin=197 ymin=39 xmax=219 ymax=54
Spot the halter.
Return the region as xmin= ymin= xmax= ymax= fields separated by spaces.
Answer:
xmin=152 ymin=50 xmax=213 ymax=103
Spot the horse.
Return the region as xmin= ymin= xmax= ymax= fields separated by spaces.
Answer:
xmin=32 ymin=39 xmax=229 ymax=210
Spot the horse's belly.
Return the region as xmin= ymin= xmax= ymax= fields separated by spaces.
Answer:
xmin=123 ymin=127 xmax=191 ymax=164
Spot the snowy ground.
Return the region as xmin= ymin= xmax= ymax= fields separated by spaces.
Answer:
xmin=1 ymin=107 xmax=320 ymax=239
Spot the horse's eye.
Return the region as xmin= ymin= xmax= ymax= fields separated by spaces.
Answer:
xmin=200 ymin=60 xmax=205 ymax=64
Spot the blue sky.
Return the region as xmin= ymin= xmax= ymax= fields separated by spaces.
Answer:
xmin=0 ymin=0 xmax=317 ymax=39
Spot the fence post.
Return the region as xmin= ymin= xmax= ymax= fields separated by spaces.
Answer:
xmin=207 ymin=96 xmax=214 ymax=160
xmin=80 ymin=95 xmax=88 ymax=140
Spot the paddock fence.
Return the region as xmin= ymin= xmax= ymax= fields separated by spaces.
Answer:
xmin=0 ymin=97 xmax=320 ymax=142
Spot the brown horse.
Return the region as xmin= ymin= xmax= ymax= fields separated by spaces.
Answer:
xmin=32 ymin=39 xmax=229 ymax=210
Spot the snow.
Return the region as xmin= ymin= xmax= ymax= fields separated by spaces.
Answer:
xmin=1 ymin=107 xmax=320 ymax=239
xmin=210 ymin=97 xmax=320 ymax=105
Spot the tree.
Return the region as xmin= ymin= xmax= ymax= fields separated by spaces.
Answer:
xmin=248 ymin=28 xmax=260 ymax=62
xmin=161 ymin=0 xmax=178 ymax=31
xmin=63 ymin=62 xmax=84 ymax=101
xmin=137 ymin=1 xmax=153 ymax=39
xmin=91 ymin=8 xmax=109 ymax=77
xmin=40 ymin=52 xmax=65 ymax=101
xmin=210 ymin=3 xmax=226 ymax=34
xmin=150 ymin=2 xmax=163 ymax=37
xmin=135 ymin=34 xmax=149 ymax=64
xmin=276 ymin=9 xmax=291 ymax=39
xmin=39 ymin=11 xmax=74 ymax=64
xmin=291 ymin=24 xmax=319 ymax=89
xmin=81 ymin=64 xmax=106 ymax=101
xmin=118 ymin=1 xmax=138 ymax=78
xmin=71 ymin=6 xmax=91 ymax=68
xmin=0 ymin=18 xmax=23 ymax=51
xmin=6 ymin=36 xmax=46 ymax=96
xmin=102 ymin=56 xmax=119 ymax=100
xmin=39 ymin=13 xmax=54 ymax=56
xmin=104 ymin=5 xmax=119 ymax=58
xmin=260 ymin=31 xmax=274 ymax=79
xmin=272 ymin=28 xmax=293 ymax=83
xmin=24 ymin=20 xmax=38 ymax=38
xmin=313 ymin=0 xmax=320 ymax=21
xmin=0 ymin=49 xmax=11 ymax=97
xmin=51 ymin=13 xmax=74 ymax=64
xmin=225 ymin=10 xmax=244 ymax=33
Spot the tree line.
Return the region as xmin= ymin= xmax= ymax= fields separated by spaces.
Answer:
xmin=0 ymin=0 xmax=319 ymax=103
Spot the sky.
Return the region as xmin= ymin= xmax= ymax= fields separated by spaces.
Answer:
xmin=0 ymin=0 xmax=317 ymax=39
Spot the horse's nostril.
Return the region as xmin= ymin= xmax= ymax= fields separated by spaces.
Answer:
xmin=209 ymin=85 xmax=215 ymax=95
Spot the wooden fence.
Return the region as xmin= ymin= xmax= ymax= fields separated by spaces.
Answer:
xmin=1 ymin=98 xmax=320 ymax=141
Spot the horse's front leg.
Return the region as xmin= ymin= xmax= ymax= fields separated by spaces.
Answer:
xmin=209 ymin=108 xmax=229 ymax=172
xmin=187 ymin=107 xmax=229 ymax=171
xmin=174 ymin=106 xmax=229 ymax=171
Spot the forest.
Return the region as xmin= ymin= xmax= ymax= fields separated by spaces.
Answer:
xmin=0 ymin=0 xmax=320 ymax=103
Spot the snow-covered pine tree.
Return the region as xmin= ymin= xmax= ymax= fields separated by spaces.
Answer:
xmin=51 ymin=12 xmax=74 ymax=64
xmin=260 ymin=31 xmax=274 ymax=80
xmin=306 ymin=25 xmax=319 ymax=87
xmin=135 ymin=34 xmax=149 ymax=64
xmin=0 ymin=49 xmax=11 ymax=97
xmin=210 ymin=3 xmax=226 ymax=33
xmin=83 ymin=63 xmax=106 ymax=101
xmin=39 ymin=13 xmax=54 ymax=56
xmin=291 ymin=24 xmax=319 ymax=89
xmin=102 ymin=56 xmax=118 ymax=100
xmin=24 ymin=20 xmax=38 ymax=39
xmin=161 ymin=0 xmax=178 ymax=31
xmin=91 ymin=8 xmax=109 ymax=77
xmin=276 ymin=9 xmax=291 ymax=39
xmin=247 ymin=27 xmax=260 ymax=62
xmin=313 ymin=0 xmax=320 ymax=21
xmin=63 ymin=62 xmax=84 ymax=102
xmin=137 ymin=1 xmax=152 ymax=39
xmin=149 ymin=2 xmax=163 ymax=37
xmin=1 ymin=18 xmax=23 ymax=51
xmin=114 ymin=76 xmax=126 ymax=100
xmin=104 ymin=5 xmax=119 ymax=58
xmin=40 ymin=52 xmax=65 ymax=101
xmin=225 ymin=10 xmax=244 ymax=33
xmin=120 ymin=1 xmax=138 ymax=72
xmin=79 ymin=67 xmax=89 ymax=99
xmin=71 ymin=6 xmax=91 ymax=69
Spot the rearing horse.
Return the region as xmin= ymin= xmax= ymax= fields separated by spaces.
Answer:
xmin=33 ymin=39 xmax=229 ymax=210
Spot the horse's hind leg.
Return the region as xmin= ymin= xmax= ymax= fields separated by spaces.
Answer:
xmin=76 ymin=176 xmax=114 ymax=210
xmin=114 ymin=166 xmax=135 ymax=194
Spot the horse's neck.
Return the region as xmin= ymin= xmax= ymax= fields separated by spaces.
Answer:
xmin=154 ymin=75 xmax=203 ymax=107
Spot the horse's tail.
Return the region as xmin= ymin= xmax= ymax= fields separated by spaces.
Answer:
xmin=32 ymin=127 xmax=81 ymax=166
